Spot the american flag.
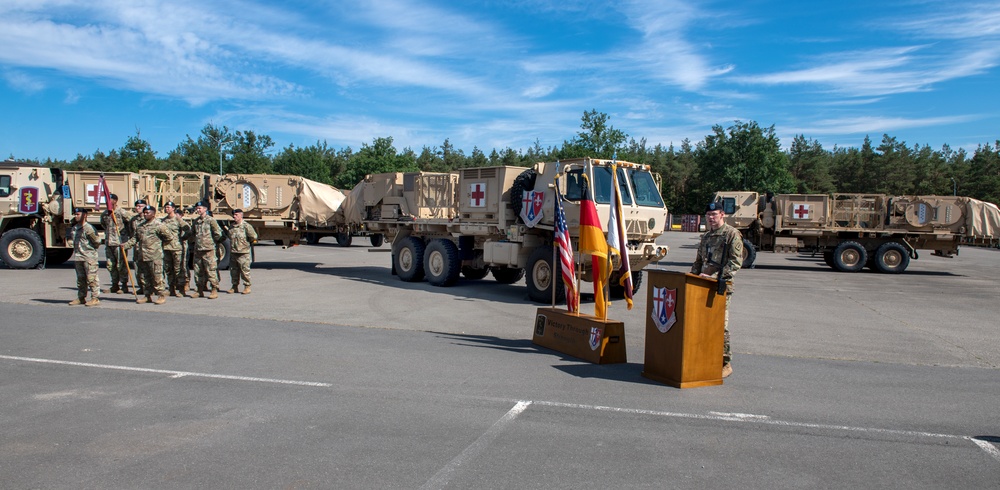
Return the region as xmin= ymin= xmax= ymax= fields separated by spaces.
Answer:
xmin=553 ymin=182 xmax=578 ymax=313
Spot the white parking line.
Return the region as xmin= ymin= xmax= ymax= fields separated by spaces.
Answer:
xmin=420 ymin=400 xmax=532 ymax=490
xmin=0 ymin=354 xmax=332 ymax=387
xmin=972 ymin=438 xmax=1000 ymax=463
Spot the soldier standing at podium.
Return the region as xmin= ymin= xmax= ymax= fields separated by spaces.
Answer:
xmin=691 ymin=201 xmax=743 ymax=378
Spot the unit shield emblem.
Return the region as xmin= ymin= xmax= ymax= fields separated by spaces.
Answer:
xmin=589 ymin=326 xmax=602 ymax=351
xmin=520 ymin=190 xmax=544 ymax=227
xmin=19 ymin=186 xmax=39 ymax=214
xmin=651 ymin=287 xmax=677 ymax=333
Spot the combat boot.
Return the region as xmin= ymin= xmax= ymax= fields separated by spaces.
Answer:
xmin=69 ymin=297 xmax=86 ymax=306
xmin=241 ymin=287 xmax=251 ymax=295
xmin=85 ymin=296 xmax=100 ymax=307
xmin=153 ymin=295 xmax=166 ymax=305
xmin=136 ymin=296 xmax=150 ymax=304
xmin=109 ymin=286 xmax=120 ymax=294
xmin=722 ymin=363 xmax=733 ymax=379
xmin=226 ymin=287 xmax=237 ymax=294
xmin=208 ymin=288 xmax=219 ymax=300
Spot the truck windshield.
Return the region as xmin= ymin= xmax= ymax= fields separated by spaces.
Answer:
xmin=626 ymin=169 xmax=665 ymax=207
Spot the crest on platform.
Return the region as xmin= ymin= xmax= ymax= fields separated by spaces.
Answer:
xmin=588 ymin=326 xmax=602 ymax=351
xmin=651 ymin=287 xmax=677 ymax=333
xmin=520 ymin=190 xmax=544 ymax=227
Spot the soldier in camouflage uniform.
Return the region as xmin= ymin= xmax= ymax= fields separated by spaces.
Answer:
xmin=691 ymin=200 xmax=744 ymax=378
xmin=128 ymin=199 xmax=148 ymax=294
xmin=190 ymin=201 xmax=224 ymax=299
xmin=160 ymin=201 xmax=192 ymax=297
xmin=67 ymin=207 xmax=102 ymax=306
xmin=226 ymin=209 xmax=258 ymax=294
xmin=99 ymin=193 xmax=132 ymax=293
xmin=120 ymin=206 xmax=172 ymax=304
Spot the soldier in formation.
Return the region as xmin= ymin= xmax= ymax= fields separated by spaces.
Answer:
xmin=128 ymin=199 xmax=148 ymax=293
xmin=160 ymin=201 xmax=191 ymax=297
xmin=120 ymin=205 xmax=171 ymax=304
xmin=99 ymin=193 xmax=132 ymax=294
xmin=691 ymin=200 xmax=744 ymax=378
xmin=67 ymin=207 xmax=102 ymax=306
xmin=190 ymin=201 xmax=224 ymax=299
xmin=226 ymin=209 xmax=257 ymax=294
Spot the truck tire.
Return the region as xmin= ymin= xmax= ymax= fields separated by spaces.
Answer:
xmin=369 ymin=234 xmax=384 ymax=247
xmin=305 ymin=232 xmax=320 ymax=245
xmin=490 ymin=266 xmax=524 ymax=284
xmin=741 ymin=238 xmax=756 ymax=269
xmin=424 ymin=239 xmax=461 ymax=287
xmin=217 ymin=238 xmax=232 ymax=271
xmin=526 ymin=246 xmax=565 ymax=303
xmin=1 ymin=228 xmax=44 ymax=269
xmin=832 ymin=241 xmax=867 ymax=272
xmin=45 ymin=248 xmax=75 ymax=266
xmin=610 ymin=269 xmax=643 ymax=297
xmin=510 ymin=169 xmax=538 ymax=223
xmin=336 ymin=232 xmax=353 ymax=247
xmin=873 ymin=242 xmax=909 ymax=274
xmin=394 ymin=236 xmax=426 ymax=282
xmin=461 ymin=266 xmax=490 ymax=280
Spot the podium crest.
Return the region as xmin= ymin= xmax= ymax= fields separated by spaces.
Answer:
xmin=651 ymin=287 xmax=677 ymax=333
xmin=588 ymin=326 xmax=602 ymax=351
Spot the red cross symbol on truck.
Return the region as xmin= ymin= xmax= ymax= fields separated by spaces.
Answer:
xmin=470 ymin=183 xmax=486 ymax=207
xmin=793 ymin=204 xmax=810 ymax=219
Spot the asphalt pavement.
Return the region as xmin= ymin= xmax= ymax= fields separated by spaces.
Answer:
xmin=1 ymin=232 xmax=998 ymax=489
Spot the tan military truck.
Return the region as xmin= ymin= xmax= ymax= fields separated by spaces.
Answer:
xmin=344 ymin=157 xmax=670 ymax=303
xmin=0 ymin=161 xmax=143 ymax=268
xmin=714 ymin=190 xmax=1000 ymax=273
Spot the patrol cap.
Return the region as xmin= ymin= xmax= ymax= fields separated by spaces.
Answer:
xmin=109 ymin=193 xmax=118 ymax=200
xmin=134 ymin=199 xmax=147 ymax=206
xmin=705 ymin=201 xmax=725 ymax=213
xmin=195 ymin=201 xmax=208 ymax=208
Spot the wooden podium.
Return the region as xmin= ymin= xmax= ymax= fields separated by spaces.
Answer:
xmin=642 ymin=270 xmax=726 ymax=388
xmin=532 ymin=308 xmax=627 ymax=364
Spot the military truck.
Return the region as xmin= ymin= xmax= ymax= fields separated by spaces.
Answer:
xmin=713 ymin=191 xmax=1000 ymax=273
xmin=344 ymin=158 xmax=670 ymax=303
xmin=0 ymin=161 xmax=144 ymax=268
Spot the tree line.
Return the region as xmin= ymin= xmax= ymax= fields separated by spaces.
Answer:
xmin=22 ymin=110 xmax=1000 ymax=215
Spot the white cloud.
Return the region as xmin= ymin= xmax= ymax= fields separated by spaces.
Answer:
xmin=3 ymin=70 xmax=45 ymax=93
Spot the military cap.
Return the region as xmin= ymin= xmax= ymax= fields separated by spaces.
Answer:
xmin=134 ymin=199 xmax=147 ymax=206
xmin=705 ymin=201 xmax=724 ymax=213
xmin=232 ymin=208 xmax=243 ymax=214
xmin=109 ymin=193 xmax=119 ymax=200
xmin=195 ymin=201 xmax=208 ymax=208
xmin=142 ymin=205 xmax=155 ymax=213
xmin=73 ymin=207 xmax=89 ymax=214
xmin=164 ymin=201 xmax=176 ymax=208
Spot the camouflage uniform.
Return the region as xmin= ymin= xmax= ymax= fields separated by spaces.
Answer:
xmin=128 ymin=211 xmax=146 ymax=293
xmin=121 ymin=218 xmax=171 ymax=301
xmin=160 ymin=215 xmax=192 ymax=296
xmin=100 ymin=207 xmax=132 ymax=292
xmin=191 ymin=214 xmax=224 ymax=295
xmin=227 ymin=220 xmax=258 ymax=292
xmin=68 ymin=219 xmax=101 ymax=303
xmin=691 ymin=222 xmax=744 ymax=365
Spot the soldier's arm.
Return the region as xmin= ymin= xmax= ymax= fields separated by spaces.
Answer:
xmin=212 ymin=220 xmax=224 ymax=243
xmin=86 ymin=225 xmax=101 ymax=248
xmin=690 ymin=243 xmax=704 ymax=275
xmin=246 ymin=223 xmax=258 ymax=242
xmin=723 ymin=231 xmax=744 ymax=279
xmin=121 ymin=235 xmax=137 ymax=249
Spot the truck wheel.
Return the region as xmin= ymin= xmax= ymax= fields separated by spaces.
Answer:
xmin=45 ymin=248 xmax=74 ymax=266
xmin=217 ymin=238 xmax=232 ymax=271
xmin=526 ymin=246 xmax=565 ymax=303
xmin=369 ymin=234 xmax=384 ymax=247
xmin=424 ymin=239 xmax=461 ymax=287
xmin=510 ymin=169 xmax=538 ymax=223
xmin=832 ymin=241 xmax=867 ymax=272
xmin=823 ymin=251 xmax=835 ymax=268
xmin=874 ymin=242 xmax=909 ymax=274
xmin=305 ymin=232 xmax=320 ymax=245
xmin=1 ymin=228 xmax=44 ymax=269
xmin=336 ymin=232 xmax=353 ymax=247
xmin=741 ymin=238 xmax=756 ymax=269
xmin=394 ymin=236 xmax=426 ymax=282
xmin=610 ymin=269 xmax=644 ymax=297
xmin=461 ymin=266 xmax=490 ymax=280
xmin=490 ymin=266 xmax=525 ymax=284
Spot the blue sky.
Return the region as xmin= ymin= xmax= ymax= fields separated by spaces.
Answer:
xmin=2 ymin=0 xmax=999 ymax=162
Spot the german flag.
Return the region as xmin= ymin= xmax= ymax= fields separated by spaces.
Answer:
xmin=578 ymin=176 xmax=609 ymax=319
